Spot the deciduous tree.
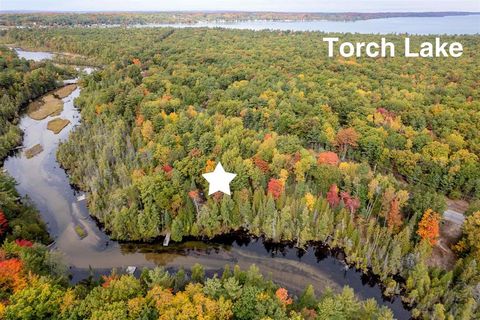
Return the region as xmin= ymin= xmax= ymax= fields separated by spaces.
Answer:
xmin=417 ymin=209 xmax=440 ymax=245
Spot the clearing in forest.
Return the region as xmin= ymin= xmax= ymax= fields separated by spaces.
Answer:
xmin=428 ymin=199 xmax=467 ymax=270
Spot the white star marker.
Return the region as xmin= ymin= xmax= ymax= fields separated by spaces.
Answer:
xmin=202 ymin=162 xmax=236 ymax=196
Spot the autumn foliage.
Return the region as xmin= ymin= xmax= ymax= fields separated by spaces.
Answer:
xmin=150 ymin=283 xmax=233 ymax=319
xmin=454 ymin=211 xmax=480 ymax=261
xmin=135 ymin=114 xmax=145 ymax=127
xmin=0 ymin=211 xmax=7 ymax=236
xmin=417 ymin=209 xmax=441 ymax=245
xmin=205 ymin=159 xmax=216 ymax=173
xmin=326 ymin=184 xmax=340 ymax=208
xmin=141 ymin=120 xmax=154 ymax=140
xmin=254 ymin=156 xmax=270 ymax=173
xmin=101 ymin=274 xmax=119 ymax=288
xmin=387 ymin=198 xmax=403 ymax=232
xmin=335 ymin=128 xmax=359 ymax=159
xmin=304 ymin=193 xmax=315 ymax=212
xmin=268 ymin=178 xmax=283 ymax=199
xmin=275 ymin=287 xmax=293 ymax=306
xmin=341 ymin=192 xmax=360 ymax=215
xmin=336 ymin=128 xmax=359 ymax=147
xmin=188 ymin=190 xmax=200 ymax=201
xmin=162 ymin=164 xmax=173 ymax=173
xmin=15 ymin=239 xmax=33 ymax=247
xmin=317 ymin=151 xmax=339 ymax=166
xmin=0 ymin=258 xmax=26 ymax=295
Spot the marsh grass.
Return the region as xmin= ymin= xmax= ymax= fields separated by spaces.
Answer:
xmin=47 ymin=118 xmax=71 ymax=134
xmin=27 ymin=84 xmax=76 ymax=120
xmin=24 ymin=144 xmax=43 ymax=158
xmin=74 ymin=224 xmax=87 ymax=239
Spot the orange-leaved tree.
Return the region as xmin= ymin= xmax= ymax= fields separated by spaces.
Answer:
xmin=0 ymin=258 xmax=27 ymax=296
xmin=254 ymin=156 xmax=270 ymax=173
xmin=268 ymin=179 xmax=283 ymax=200
xmin=335 ymin=127 xmax=359 ymax=160
xmin=275 ymin=287 xmax=293 ymax=306
xmin=417 ymin=209 xmax=441 ymax=245
xmin=387 ymin=198 xmax=403 ymax=232
xmin=317 ymin=151 xmax=340 ymax=166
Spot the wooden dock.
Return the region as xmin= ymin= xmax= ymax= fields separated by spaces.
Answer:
xmin=126 ymin=266 xmax=136 ymax=275
xmin=163 ymin=232 xmax=171 ymax=246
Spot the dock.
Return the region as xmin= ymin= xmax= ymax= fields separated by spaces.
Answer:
xmin=126 ymin=266 xmax=136 ymax=275
xmin=163 ymin=232 xmax=171 ymax=246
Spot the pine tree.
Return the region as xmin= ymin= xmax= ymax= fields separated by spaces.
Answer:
xmin=191 ymin=263 xmax=205 ymax=284
xmin=298 ymin=284 xmax=316 ymax=309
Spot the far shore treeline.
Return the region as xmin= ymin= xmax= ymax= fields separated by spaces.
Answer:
xmin=1 ymin=11 xmax=479 ymax=27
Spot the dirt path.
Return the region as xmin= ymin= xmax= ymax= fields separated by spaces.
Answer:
xmin=428 ymin=199 xmax=467 ymax=269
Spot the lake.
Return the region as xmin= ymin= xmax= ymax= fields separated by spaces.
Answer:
xmin=142 ymin=14 xmax=480 ymax=35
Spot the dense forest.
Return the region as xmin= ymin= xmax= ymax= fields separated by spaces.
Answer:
xmin=1 ymin=26 xmax=479 ymax=319
xmin=1 ymin=12 xmax=478 ymax=27
xmin=0 ymin=46 xmax=396 ymax=320
xmin=0 ymin=47 xmax=402 ymax=320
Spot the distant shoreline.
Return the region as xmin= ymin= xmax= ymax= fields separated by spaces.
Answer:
xmin=1 ymin=10 xmax=479 ymax=15
xmin=1 ymin=11 xmax=479 ymax=21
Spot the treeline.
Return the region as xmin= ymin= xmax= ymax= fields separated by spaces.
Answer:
xmin=1 ymin=12 xmax=478 ymax=27
xmin=3 ymin=28 xmax=479 ymax=318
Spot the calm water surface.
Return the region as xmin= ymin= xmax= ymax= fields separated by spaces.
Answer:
xmin=143 ymin=15 xmax=480 ymax=35
xmin=14 ymin=48 xmax=54 ymax=61
xmin=3 ymin=48 xmax=410 ymax=319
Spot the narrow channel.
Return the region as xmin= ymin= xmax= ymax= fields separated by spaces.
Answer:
xmin=3 ymin=49 xmax=410 ymax=319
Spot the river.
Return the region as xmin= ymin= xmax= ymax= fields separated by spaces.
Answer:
xmin=4 ymin=48 xmax=411 ymax=318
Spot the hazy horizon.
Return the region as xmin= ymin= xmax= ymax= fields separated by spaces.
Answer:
xmin=2 ymin=10 xmax=480 ymax=14
xmin=1 ymin=0 xmax=480 ymax=13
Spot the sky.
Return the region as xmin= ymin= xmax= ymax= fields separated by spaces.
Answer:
xmin=1 ymin=0 xmax=479 ymax=13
